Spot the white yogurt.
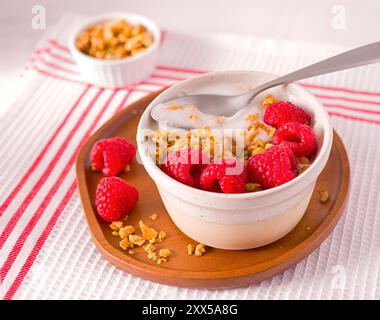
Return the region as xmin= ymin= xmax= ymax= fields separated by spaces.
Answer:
xmin=151 ymin=84 xmax=295 ymax=150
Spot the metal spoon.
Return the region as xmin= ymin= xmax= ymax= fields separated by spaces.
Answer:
xmin=151 ymin=41 xmax=380 ymax=129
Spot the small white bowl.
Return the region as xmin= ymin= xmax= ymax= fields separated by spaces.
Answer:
xmin=68 ymin=13 xmax=161 ymax=88
xmin=137 ymin=71 xmax=333 ymax=250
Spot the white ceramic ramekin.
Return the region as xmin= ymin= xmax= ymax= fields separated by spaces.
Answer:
xmin=68 ymin=13 xmax=160 ymax=88
xmin=137 ymin=71 xmax=333 ymax=250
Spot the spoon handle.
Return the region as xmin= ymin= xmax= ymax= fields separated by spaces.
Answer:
xmin=250 ymin=41 xmax=380 ymax=98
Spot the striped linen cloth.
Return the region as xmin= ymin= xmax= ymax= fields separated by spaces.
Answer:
xmin=1 ymin=15 xmax=380 ymax=300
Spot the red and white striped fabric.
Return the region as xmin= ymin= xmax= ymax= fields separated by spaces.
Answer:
xmin=1 ymin=15 xmax=380 ymax=300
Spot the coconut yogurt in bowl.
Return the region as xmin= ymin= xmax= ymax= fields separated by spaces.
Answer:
xmin=137 ymin=70 xmax=332 ymax=250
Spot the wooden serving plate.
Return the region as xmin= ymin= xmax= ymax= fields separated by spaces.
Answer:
xmin=76 ymin=90 xmax=350 ymax=289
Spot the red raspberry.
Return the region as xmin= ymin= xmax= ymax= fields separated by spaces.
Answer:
xmin=272 ymin=122 xmax=317 ymax=157
xmin=200 ymin=159 xmax=247 ymax=194
xmin=247 ymin=145 xmax=297 ymax=189
xmin=264 ymin=101 xmax=311 ymax=128
xmin=95 ymin=177 xmax=139 ymax=222
xmin=161 ymin=149 xmax=209 ymax=188
xmin=90 ymin=137 xmax=136 ymax=177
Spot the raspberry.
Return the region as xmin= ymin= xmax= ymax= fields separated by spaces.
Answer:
xmin=90 ymin=137 xmax=136 ymax=176
xmin=263 ymin=101 xmax=311 ymax=128
xmin=200 ymin=159 xmax=247 ymax=194
xmin=161 ymin=149 xmax=208 ymax=188
xmin=272 ymin=122 xmax=317 ymax=157
xmin=247 ymin=145 xmax=297 ymax=189
xmin=95 ymin=177 xmax=139 ymax=222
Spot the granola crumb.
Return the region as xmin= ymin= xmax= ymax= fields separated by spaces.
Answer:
xmin=319 ymin=189 xmax=329 ymax=203
xmin=144 ymin=243 xmax=156 ymax=254
xmin=299 ymin=156 xmax=311 ymax=164
xmin=195 ymin=243 xmax=206 ymax=256
xmin=128 ymin=250 xmax=134 ymax=255
xmin=159 ymin=248 xmax=172 ymax=258
xmin=263 ymin=125 xmax=276 ymax=137
xmin=149 ymin=213 xmax=158 ymax=221
xmin=245 ymin=113 xmax=259 ymax=123
xmin=112 ymin=231 xmax=119 ymax=236
xmin=306 ymin=226 xmax=311 ymax=231
xmin=119 ymin=225 xmax=136 ymax=239
xmin=166 ymin=104 xmax=183 ymax=110
xmin=139 ymin=220 xmax=158 ymax=240
xmin=188 ymin=114 xmax=200 ymax=122
xmin=158 ymin=230 xmax=166 ymax=241
xmin=298 ymin=164 xmax=310 ymax=174
xmin=90 ymin=164 xmax=97 ymax=171
xmin=147 ymin=252 xmax=158 ymax=261
xmin=262 ymin=94 xmax=277 ymax=108
xmin=256 ymin=139 xmax=265 ymax=148
xmin=129 ymin=234 xmax=146 ymax=247
xmin=124 ymin=164 xmax=131 ymax=172
xmin=251 ymin=146 xmax=265 ymax=155
xmin=157 ymin=258 xmax=167 ymax=265
xmin=244 ymin=183 xmax=259 ymax=192
xmin=109 ymin=221 xmax=123 ymax=231
xmin=264 ymin=143 xmax=274 ymax=150
xmin=119 ymin=238 xmax=132 ymax=250
xmin=187 ymin=244 xmax=194 ymax=255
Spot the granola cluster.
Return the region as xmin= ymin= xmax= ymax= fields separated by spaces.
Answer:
xmin=110 ymin=216 xmax=171 ymax=265
xmin=318 ymin=189 xmax=329 ymax=203
xmin=110 ymin=217 xmax=208 ymax=262
xmin=76 ymin=19 xmax=154 ymax=60
xmin=187 ymin=243 xmax=206 ymax=256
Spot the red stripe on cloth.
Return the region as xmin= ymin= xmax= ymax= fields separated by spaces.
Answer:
xmin=324 ymin=103 xmax=380 ymax=116
xmin=40 ymin=48 xmax=76 ymax=65
xmin=0 ymin=85 xmax=90 ymax=216
xmin=0 ymin=89 xmax=118 ymax=284
xmin=0 ymin=89 xmax=104 ymax=251
xmin=328 ymin=111 xmax=380 ymax=125
xmin=33 ymin=56 xmax=79 ymax=75
xmin=159 ymin=30 xmax=167 ymax=47
xmin=2 ymin=181 xmax=78 ymax=300
xmin=151 ymin=73 xmax=185 ymax=81
xmin=31 ymin=65 xmax=156 ymax=93
xmin=115 ymin=90 xmax=133 ymax=113
xmin=46 ymin=51 xmax=76 ymax=65
xmin=314 ymin=93 xmax=380 ymax=107
xmin=302 ymin=83 xmax=380 ymax=98
xmin=36 ymin=47 xmax=76 ymax=65
xmin=47 ymin=39 xmax=70 ymax=53
xmin=3 ymin=89 xmax=125 ymax=299
xmin=156 ymin=65 xmax=207 ymax=74
xmin=32 ymin=65 xmax=92 ymax=86
xmin=140 ymin=81 xmax=169 ymax=87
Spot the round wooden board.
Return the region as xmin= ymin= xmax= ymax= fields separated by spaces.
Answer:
xmin=76 ymin=90 xmax=350 ymax=289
